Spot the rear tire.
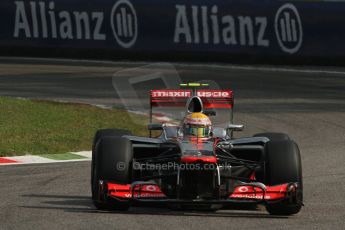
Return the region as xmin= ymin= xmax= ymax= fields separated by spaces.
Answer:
xmin=92 ymin=136 xmax=133 ymax=211
xmin=264 ymin=140 xmax=303 ymax=215
xmin=253 ymin=132 xmax=290 ymax=141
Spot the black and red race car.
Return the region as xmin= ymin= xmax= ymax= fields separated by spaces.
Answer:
xmin=91 ymin=83 xmax=303 ymax=215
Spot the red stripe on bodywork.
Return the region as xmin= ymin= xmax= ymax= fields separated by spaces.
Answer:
xmin=203 ymin=103 xmax=232 ymax=109
xmin=0 ymin=158 xmax=18 ymax=163
xmin=180 ymin=156 xmax=217 ymax=164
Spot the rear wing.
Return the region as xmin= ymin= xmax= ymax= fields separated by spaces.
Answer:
xmin=150 ymin=89 xmax=234 ymax=123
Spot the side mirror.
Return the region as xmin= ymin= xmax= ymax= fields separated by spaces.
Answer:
xmin=226 ymin=124 xmax=244 ymax=132
xmin=226 ymin=124 xmax=244 ymax=139
xmin=213 ymin=128 xmax=227 ymax=139
xmin=148 ymin=123 xmax=164 ymax=131
xmin=165 ymin=126 xmax=178 ymax=138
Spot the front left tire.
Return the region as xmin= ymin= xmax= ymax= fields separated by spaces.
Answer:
xmin=91 ymin=129 xmax=131 ymax=199
xmin=264 ymin=140 xmax=303 ymax=215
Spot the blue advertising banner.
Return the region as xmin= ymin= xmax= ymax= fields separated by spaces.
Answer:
xmin=0 ymin=0 xmax=344 ymax=60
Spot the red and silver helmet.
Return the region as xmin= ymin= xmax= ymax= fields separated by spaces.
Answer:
xmin=182 ymin=112 xmax=212 ymax=138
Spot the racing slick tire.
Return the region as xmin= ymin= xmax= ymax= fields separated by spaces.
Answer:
xmin=91 ymin=129 xmax=131 ymax=199
xmin=253 ymin=132 xmax=290 ymax=141
xmin=92 ymin=136 xmax=133 ymax=211
xmin=264 ymin=140 xmax=303 ymax=215
xmin=92 ymin=129 xmax=132 ymax=153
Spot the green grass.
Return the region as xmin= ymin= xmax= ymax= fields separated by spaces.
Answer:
xmin=39 ymin=153 xmax=86 ymax=160
xmin=0 ymin=97 xmax=148 ymax=157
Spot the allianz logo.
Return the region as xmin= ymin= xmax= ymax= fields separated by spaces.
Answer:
xmin=13 ymin=0 xmax=137 ymax=48
xmin=174 ymin=4 xmax=303 ymax=53
xmin=13 ymin=1 xmax=302 ymax=54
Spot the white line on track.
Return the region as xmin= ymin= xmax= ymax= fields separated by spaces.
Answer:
xmin=0 ymin=151 xmax=92 ymax=166
xmin=1 ymin=57 xmax=345 ymax=75
xmin=0 ymin=158 xmax=91 ymax=166
xmin=174 ymin=63 xmax=345 ymax=75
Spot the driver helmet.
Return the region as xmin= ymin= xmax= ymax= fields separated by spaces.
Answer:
xmin=182 ymin=112 xmax=212 ymax=138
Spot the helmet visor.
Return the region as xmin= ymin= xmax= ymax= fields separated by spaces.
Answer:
xmin=185 ymin=125 xmax=210 ymax=137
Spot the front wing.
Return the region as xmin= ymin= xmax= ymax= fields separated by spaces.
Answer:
xmin=98 ymin=181 xmax=299 ymax=206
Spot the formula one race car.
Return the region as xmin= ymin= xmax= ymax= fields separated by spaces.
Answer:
xmin=91 ymin=83 xmax=303 ymax=215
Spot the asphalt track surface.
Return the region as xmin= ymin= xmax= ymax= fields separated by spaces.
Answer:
xmin=1 ymin=58 xmax=345 ymax=229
